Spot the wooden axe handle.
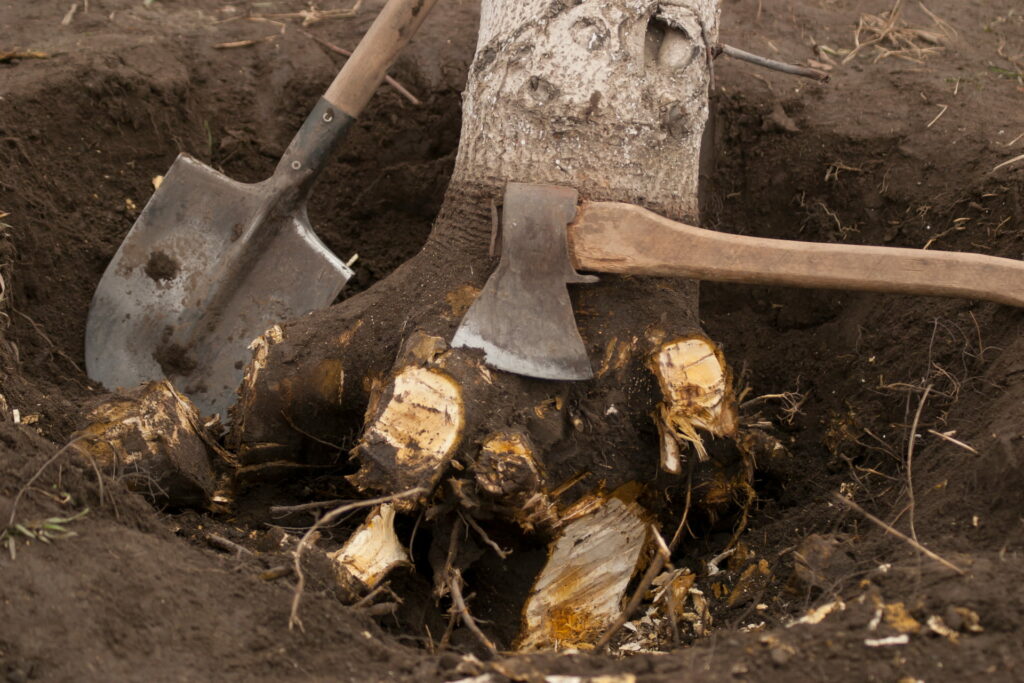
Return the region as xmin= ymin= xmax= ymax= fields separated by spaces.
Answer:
xmin=568 ymin=201 xmax=1024 ymax=307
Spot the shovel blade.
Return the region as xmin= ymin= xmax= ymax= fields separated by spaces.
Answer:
xmin=85 ymin=154 xmax=352 ymax=417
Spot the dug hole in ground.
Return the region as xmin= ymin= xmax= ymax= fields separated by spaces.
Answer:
xmin=1 ymin=0 xmax=1023 ymax=680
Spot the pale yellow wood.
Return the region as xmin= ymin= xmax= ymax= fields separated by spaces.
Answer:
xmin=323 ymin=0 xmax=440 ymax=118
xmin=568 ymin=201 xmax=1024 ymax=308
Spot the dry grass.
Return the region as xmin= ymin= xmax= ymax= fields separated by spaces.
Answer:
xmin=840 ymin=1 xmax=957 ymax=65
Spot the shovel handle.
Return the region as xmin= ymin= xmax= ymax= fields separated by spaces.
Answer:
xmin=569 ymin=201 xmax=1024 ymax=308
xmin=323 ymin=0 xmax=440 ymax=118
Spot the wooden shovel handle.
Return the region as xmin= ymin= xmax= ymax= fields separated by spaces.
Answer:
xmin=323 ymin=0 xmax=439 ymax=118
xmin=569 ymin=201 xmax=1024 ymax=308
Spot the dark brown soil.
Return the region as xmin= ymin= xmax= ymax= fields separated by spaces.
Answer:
xmin=2 ymin=0 xmax=1023 ymax=680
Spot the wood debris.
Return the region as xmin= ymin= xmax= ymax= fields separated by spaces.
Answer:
xmin=517 ymin=490 xmax=649 ymax=651
xmin=213 ymin=36 xmax=279 ymax=49
xmin=0 ymin=50 xmax=50 ymax=63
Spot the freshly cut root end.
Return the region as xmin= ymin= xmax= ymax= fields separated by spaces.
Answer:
xmin=78 ymin=380 xmax=218 ymax=508
xmin=329 ymin=503 xmax=409 ymax=595
xmin=473 ymin=431 xmax=557 ymax=532
xmin=517 ymin=494 xmax=649 ymax=651
xmin=349 ymin=366 xmax=464 ymax=510
xmin=649 ymin=337 xmax=737 ymax=469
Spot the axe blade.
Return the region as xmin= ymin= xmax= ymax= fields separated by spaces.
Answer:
xmin=452 ymin=183 xmax=596 ymax=380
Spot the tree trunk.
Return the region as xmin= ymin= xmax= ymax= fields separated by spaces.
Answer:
xmin=220 ymin=0 xmax=756 ymax=651
xmin=231 ymin=0 xmax=723 ymax=464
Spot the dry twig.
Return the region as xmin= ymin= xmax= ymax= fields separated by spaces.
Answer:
xmin=842 ymin=0 xmax=953 ymax=65
xmin=213 ymin=36 xmax=279 ymax=49
xmin=222 ymin=0 xmax=363 ymax=27
xmin=715 ymin=43 xmax=830 ymax=82
xmin=926 ymin=429 xmax=978 ymax=455
xmin=445 ymin=518 xmax=498 ymax=655
xmin=61 ymin=3 xmax=78 ymax=25
xmin=926 ymin=104 xmax=947 ymax=128
xmin=597 ymin=459 xmax=694 ymax=650
xmin=832 ymin=493 xmax=965 ymax=575
xmin=0 ymin=50 xmax=50 ymax=63
xmin=270 ymin=498 xmax=348 ymax=516
xmin=992 ymin=154 xmax=1024 ymax=173
xmin=905 ymin=384 xmax=932 ymax=543
xmin=302 ymin=31 xmax=422 ymax=105
xmin=205 ymin=533 xmax=253 ymax=558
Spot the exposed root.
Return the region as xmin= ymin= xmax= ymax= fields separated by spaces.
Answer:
xmin=445 ymin=518 xmax=498 ymax=656
xmin=329 ymin=503 xmax=410 ymax=594
xmin=349 ymin=333 xmax=466 ymax=510
xmin=649 ymin=337 xmax=737 ymax=471
xmin=517 ymin=489 xmax=649 ymax=651
xmin=77 ymin=381 xmax=219 ymax=508
xmin=288 ymin=487 xmax=424 ymax=632
xmin=471 ymin=430 xmax=557 ymax=533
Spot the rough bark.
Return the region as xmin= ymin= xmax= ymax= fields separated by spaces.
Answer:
xmin=230 ymin=0 xmax=723 ymax=473
xmin=65 ymin=0 xmax=759 ymax=652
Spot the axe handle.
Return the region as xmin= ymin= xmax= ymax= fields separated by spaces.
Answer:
xmin=569 ymin=202 xmax=1024 ymax=308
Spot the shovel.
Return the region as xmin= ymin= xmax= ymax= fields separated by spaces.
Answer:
xmin=85 ymin=0 xmax=439 ymax=418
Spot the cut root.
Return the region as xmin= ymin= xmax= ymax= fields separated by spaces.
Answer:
xmin=77 ymin=380 xmax=219 ymax=507
xmin=517 ymin=489 xmax=649 ymax=651
xmin=349 ymin=333 xmax=465 ymax=511
xmin=230 ymin=323 xmax=352 ymax=465
xmin=649 ymin=337 xmax=737 ymax=471
xmin=329 ymin=503 xmax=409 ymax=596
xmin=472 ymin=430 xmax=557 ymax=533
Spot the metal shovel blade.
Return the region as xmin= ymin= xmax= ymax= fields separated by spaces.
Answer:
xmin=85 ymin=153 xmax=352 ymax=418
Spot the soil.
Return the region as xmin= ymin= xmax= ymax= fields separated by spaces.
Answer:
xmin=2 ymin=0 xmax=1023 ymax=681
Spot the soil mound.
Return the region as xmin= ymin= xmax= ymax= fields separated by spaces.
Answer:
xmin=2 ymin=0 xmax=1022 ymax=680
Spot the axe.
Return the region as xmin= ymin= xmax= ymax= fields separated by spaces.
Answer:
xmin=452 ymin=182 xmax=1024 ymax=380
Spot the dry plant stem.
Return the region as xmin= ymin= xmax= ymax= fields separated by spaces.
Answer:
xmin=6 ymin=435 xmax=88 ymax=528
xmin=445 ymin=519 xmax=498 ymax=656
xmin=832 ymin=493 xmax=965 ymax=575
xmin=206 ymin=533 xmax=253 ymax=557
xmin=303 ymin=31 xmax=422 ymax=105
xmin=926 ymin=429 xmax=978 ymax=455
xmin=992 ymin=153 xmax=1024 ymax=173
xmin=280 ymin=411 xmax=343 ymax=450
xmin=461 ymin=511 xmax=510 ymax=559
xmin=717 ymin=43 xmax=830 ymax=82
xmin=597 ymin=461 xmax=694 ymax=651
xmin=288 ymin=487 xmax=425 ymax=631
xmin=270 ymin=499 xmax=348 ymax=516
xmin=906 ymin=384 xmax=932 ymax=543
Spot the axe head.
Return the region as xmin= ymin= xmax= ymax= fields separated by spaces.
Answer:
xmin=452 ymin=182 xmax=598 ymax=380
